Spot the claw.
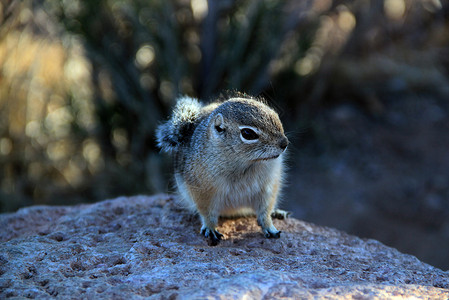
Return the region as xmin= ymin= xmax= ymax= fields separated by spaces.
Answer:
xmin=264 ymin=229 xmax=281 ymax=239
xmin=201 ymin=228 xmax=223 ymax=246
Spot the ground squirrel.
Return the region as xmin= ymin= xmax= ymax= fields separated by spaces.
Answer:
xmin=156 ymin=96 xmax=289 ymax=245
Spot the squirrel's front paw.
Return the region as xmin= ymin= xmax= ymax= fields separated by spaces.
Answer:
xmin=201 ymin=227 xmax=223 ymax=246
xmin=263 ymin=228 xmax=281 ymax=239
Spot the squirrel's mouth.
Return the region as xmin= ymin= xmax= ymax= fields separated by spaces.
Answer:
xmin=252 ymin=154 xmax=280 ymax=162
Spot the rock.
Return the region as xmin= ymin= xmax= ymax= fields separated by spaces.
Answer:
xmin=0 ymin=194 xmax=448 ymax=298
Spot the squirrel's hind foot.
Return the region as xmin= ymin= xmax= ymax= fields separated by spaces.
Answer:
xmin=201 ymin=227 xmax=223 ymax=246
xmin=271 ymin=209 xmax=291 ymax=220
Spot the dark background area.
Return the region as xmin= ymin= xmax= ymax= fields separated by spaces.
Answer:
xmin=1 ymin=0 xmax=448 ymax=270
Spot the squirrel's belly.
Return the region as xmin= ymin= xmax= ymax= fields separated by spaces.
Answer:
xmin=214 ymin=170 xmax=274 ymax=213
xmin=176 ymin=157 xmax=282 ymax=216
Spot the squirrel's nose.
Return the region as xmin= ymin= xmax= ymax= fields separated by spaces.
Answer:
xmin=279 ymin=137 xmax=289 ymax=151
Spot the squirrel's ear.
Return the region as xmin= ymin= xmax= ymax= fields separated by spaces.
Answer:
xmin=213 ymin=113 xmax=225 ymax=132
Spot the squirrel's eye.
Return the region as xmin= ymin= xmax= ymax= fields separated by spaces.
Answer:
xmin=240 ymin=128 xmax=259 ymax=140
xmin=215 ymin=125 xmax=224 ymax=133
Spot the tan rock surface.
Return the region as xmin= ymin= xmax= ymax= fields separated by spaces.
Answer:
xmin=0 ymin=194 xmax=448 ymax=298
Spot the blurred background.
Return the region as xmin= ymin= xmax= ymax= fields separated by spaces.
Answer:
xmin=1 ymin=0 xmax=448 ymax=270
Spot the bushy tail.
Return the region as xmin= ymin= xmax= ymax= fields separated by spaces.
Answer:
xmin=156 ymin=96 xmax=203 ymax=153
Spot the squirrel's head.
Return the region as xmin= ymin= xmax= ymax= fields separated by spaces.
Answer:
xmin=207 ymin=98 xmax=289 ymax=163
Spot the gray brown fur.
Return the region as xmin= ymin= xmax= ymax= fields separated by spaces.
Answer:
xmin=156 ymin=96 xmax=289 ymax=245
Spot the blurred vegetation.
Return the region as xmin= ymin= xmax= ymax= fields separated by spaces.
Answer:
xmin=0 ymin=0 xmax=448 ymax=212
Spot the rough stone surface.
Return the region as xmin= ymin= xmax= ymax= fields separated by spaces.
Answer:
xmin=0 ymin=194 xmax=448 ymax=299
